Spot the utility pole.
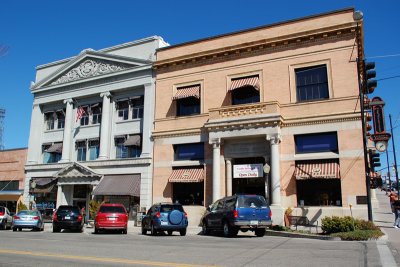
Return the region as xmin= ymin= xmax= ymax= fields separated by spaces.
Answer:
xmin=389 ymin=114 xmax=399 ymax=197
xmin=386 ymin=149 xmax=391 ymax=194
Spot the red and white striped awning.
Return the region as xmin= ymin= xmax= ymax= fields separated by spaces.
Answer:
xmin=172 ymin=85 xmax=200 ymax=100
xmin=294 ymin=160 xmax=340 ymax=179
xmin=228 ymin=76 xmax=260 ymax=92
xmin=168 ymin=168 xmax=204 ymax=183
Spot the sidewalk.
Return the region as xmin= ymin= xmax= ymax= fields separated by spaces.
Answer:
xmin=373 ymin=189 xmax=400 ymax=266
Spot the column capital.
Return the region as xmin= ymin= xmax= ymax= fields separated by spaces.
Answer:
xmin=267 ymin=134 xmax=281 ymax=145
xmin=100 ymin=91 xmax=112 ymax=98
xmin=210 ymin=138 xmax=222 ymax=148
xmin=63 ymin=98 xmax=74 ymax=105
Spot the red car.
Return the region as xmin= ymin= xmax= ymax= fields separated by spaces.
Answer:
xmin=94 ymin=204 xmax=128 ymax=234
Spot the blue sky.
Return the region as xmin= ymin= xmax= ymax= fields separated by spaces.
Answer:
xmin=0 ymin=1 xmax=399 ymax=175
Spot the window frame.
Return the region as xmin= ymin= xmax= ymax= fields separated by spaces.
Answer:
xmin=174 ymin=143 xmax=204 ymax=161
xmin=294 ymin=132 xmax=338 ymax=154
xmin=115 ymin=136 xmax=142 ymax=159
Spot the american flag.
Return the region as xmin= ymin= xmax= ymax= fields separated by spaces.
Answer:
xmin=76 ymin=106 xmax=86 ymax=122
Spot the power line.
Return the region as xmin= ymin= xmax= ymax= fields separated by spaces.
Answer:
xmin=377 ymin=74 xmax=400 ymax=81
xmin=366 ymin=53 xmax=400 ymax=59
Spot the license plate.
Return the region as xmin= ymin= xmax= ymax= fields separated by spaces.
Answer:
xmin=250 ymin=220 xmax=258 ymax=225
xmin=161 ymin=221 xmax=168 ymax=226
xmin=108 ymin=217 xmax=117 ymax=221
xmin=64 ymin=216 xmax=70 ymax=219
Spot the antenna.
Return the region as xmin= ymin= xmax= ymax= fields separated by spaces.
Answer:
xmin=0 ymin=108 xmax=5 ymax=150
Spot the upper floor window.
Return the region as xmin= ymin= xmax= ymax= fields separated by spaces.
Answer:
xmin=75 ymin=139 xmax=99 ymax=161
xmin=90 ymin=104 xmax=102 ymax=125
xmin=0 ymin=181 xmax=19 ymax=191
xmin=79 ymin=106 xmax=90 ymax=126
xmin=229 ymin=76 xmax=260 ymax=105
xmin=115 ymin=135 xmax=141 ymax=159
xmin=295 ymin=65 xmax=329 ymax=102
xmin=88 ymin=139 xmax=100 ymax=160
xmin=56 ymin=110 xmax=65 ymax=129
xmin=295 ymin=132 xmax=338 ymax=154
xmin=173 ymin=85 xmax=200 ymax=117
xmin=76 ymin=140 xmax=87 ymax=161
xmin=116 ymin=96 xmax=144 ymax=121
xmin=174 ymin=143 xmax=204 ymax=161
xmin=44 ymin=112 xmax=55 ymax=130
xmin=42 ymin=142 xmax=62 ymax=163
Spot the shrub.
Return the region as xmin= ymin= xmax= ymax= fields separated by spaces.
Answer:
xmin=271 ymin=225 xmax=290 ymax=231
xmin=331 ymin=230 xmax=384 ymax=241
xmin=17 ymin=201 xmax=28 ymax=212
xmin=321 ymin=216 xmax=354 ymax=234
xmin=89 ymin=199 xmax=102 ymax=220
xmin=354 ymin=219 xmax=380 ymax=231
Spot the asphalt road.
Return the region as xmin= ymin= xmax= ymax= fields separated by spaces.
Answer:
xmin=0 ymin=225 xmax=384 ymax=267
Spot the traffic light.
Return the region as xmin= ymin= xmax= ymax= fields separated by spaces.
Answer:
xmin=365 ymin=111 xmax=372 ymax=137
xmin=363 ymin=61 xmax=377 ymax=94
xmin=368 ymin=150 xmax=381 ymax=172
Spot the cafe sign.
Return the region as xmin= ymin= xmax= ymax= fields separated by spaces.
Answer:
xmin=233 ymin=164 xmax=263 ymax=178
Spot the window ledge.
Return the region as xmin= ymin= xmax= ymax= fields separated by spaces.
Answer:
xmin=171 ymin=160 xmax=204 ymax=167
xmin=116 ymin=118 xmax=142 ymax=124
xmin=44 ymin=128 xmax=64 ymax=133
xmin=294 ymin=152 xmax=339 ymax=160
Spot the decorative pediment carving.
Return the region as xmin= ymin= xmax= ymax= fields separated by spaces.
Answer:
xmin=54 ymin=162 xmax=101 ymax=179
xmin=50 ymin=58 xmax=133 ymax=85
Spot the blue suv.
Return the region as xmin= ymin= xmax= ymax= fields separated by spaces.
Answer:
xmin=201 ymin=195 xmax=272 ymax=237
xmin=141 ymin=203 xmax=188 ymax=236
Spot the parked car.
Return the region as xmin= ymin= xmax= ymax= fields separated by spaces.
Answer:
xmin=201 ymin=194 xmax=272 ymax=237
xmin=0 ymin=206 xmax=13 ymax=230
xmin=141 ymin=203 xmax=188 ymax=236
xmin=12 ymin=210 xmax=44 ymax=231
xmin=94 ymin=204 xmax=128 ymax=234
xmin=40 ymin=208 xmax=55 ymax=223
xmin=52 ymin=205 xmax=84 ymax=233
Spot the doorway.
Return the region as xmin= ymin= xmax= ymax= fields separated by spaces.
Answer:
xmin=231 ymin=157 xmax=266 ymax=198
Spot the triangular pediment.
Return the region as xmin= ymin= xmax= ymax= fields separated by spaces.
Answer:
xmin=54 ymin=162 xmax=101 ymax=178
xmin=32 ymin=50 xmax=152 ymax=90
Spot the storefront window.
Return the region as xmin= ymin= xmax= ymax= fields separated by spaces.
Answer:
xmin=296 ymin=179 xmax=342 ymax=206
xmin=172 ymin=182 xmax=204 ymax=205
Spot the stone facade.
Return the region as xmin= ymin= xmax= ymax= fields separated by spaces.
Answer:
xmin=153 ymin=8 xmax=367 ymax=226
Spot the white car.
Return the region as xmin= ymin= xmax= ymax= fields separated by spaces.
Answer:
xmin=0 ymin=206 xmax=13 ymax=230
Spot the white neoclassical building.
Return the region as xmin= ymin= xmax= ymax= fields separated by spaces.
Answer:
xmin=24 ymin=36 xmax=168 ymax=220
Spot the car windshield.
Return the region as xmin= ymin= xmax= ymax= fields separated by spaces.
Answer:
xmin=18 ymin=210 xmax=38 ymax=216
xmin=160 ymin=205 xmax=184 ymax=212
xmin=237 ymin=196 xmax=268 ymax=208
xmin=99 ymin=206 xmax=126 ymax=213
xmin=57 ymin=207 xmax=80 ymax=214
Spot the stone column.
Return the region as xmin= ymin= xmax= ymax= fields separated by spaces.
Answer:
xmin=225 ymin=158 xmax=232 ymax=196
xmin=211 ymin=138 xmax=221 ymax=202
xmin=267 ymin=134 xmax=281 ymax=205
xmin=98 ymin=92 xmax=112 ymax=160
xmin=141 ymin=83 xmax=154 ymax=158
xmin=60 ymin=99 xmax=73 ymax=163
xmin=27 ymin=103 xmax=42 ymax=164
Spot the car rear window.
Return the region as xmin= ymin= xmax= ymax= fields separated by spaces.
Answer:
xmin=57 ymin=206 xmax=80 ymax=214
xmin=18 ymin=210 xmax=39 ymax=216
xmin=99 ymin=206 xmax=126 ymax=213
xmin=160 ymin=205 xmax=184 ymax=212
xmin=237 ymin=196 xmax=268 ymax=208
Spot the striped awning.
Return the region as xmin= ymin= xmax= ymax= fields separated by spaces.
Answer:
xmin=172 ymin=85 xmax=200 ymax=100
xmin=168 ymin=168 xmax=204 ymax=183
xmin=294 ymin=160 xmax=340 ymax=179
xmin=229 ymin=76 xmax=260 ymax=92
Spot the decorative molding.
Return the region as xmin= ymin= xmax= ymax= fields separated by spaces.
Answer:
xmin=100 ymin=91 xmax=112 ymax=98
xmin=267 ymin=134 xmax=282 ymax=145
xmin=51 ymin=59 xmax=132 ymax=85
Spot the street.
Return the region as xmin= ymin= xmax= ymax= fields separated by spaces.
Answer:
xmin=0 ymin=225 xmax=382 ymax=267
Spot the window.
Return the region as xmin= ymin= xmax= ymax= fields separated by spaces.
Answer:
xmin=56 ymin=111 xmax=65 ymax=129
xmin=117 ymin=100 xmax=129 ymax=121
xmin=174 ymin=143 xmax=204 ymax=161
xmin=295 ymin=65 xmax=329 ymax=102
xmin=172 ymin=182 xmax=204 ymax=206
xmin=88 ymin=140 xmax=99 ymax=160
xmin=115 ymin=136 xmax=142 ymax=159
xmin=295 ymin=132 xmax=338 ymax=154
xmin=44 ymin=113 xmax=55 ymax=130
xmin=91 ymin=105 xmax=102 ymax=125
xmin=42 ymin=143 xmax=62 ymax=164
xmin=0 ymin=181 xmax=19 ymax=191
xmin=76 ymin=141 xmax=87 ymax=161
xmin=231 ymin=86 xmax=260 ymax=105
xmin=80 ymin=107 xmax=89 ymax=126
xmin=296 ymin=179 xmax=342 ymax=206
xmin=174 ymin=85 xmax=201 ymax=117
xmin=131 ymin=96 xmax=144 ymax=119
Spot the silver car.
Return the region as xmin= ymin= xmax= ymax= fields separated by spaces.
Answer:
xmin=13 ymin=210 xmax=44 ymax=231
xmin=0 ymin=206 xmax=13 ymax=230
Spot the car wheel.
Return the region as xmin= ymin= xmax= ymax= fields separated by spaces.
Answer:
xmin=151 ymin=223 xmax=157 ymax=236
xmin=12 ymin=227 xmax=16 ymax=232
xmin=223 ymin=221 xmax=237 ymax=237
xmin=94 ymin=227 xmax=99 ymax=234
xmin=1 ymin=221 xmax=6 ymax=230
xmin=167 ymin=230 xmax=173 ymax=236
xmin=53 ymin=226 xmax=61 ymax=233
xmin=122 ymin=229 xmax=127 ymax=234
xmin=180 ymin=228 xmax=187 ymax=236
xmin=255 ymin=228 xmax=265 ymax=237
xmin=18 ymin=228 xmax=22 ymax=231
xmin=141 ymin=225 xmax=146 ymax=235
xmin=202 ymin=221 xmax=209 ymax=235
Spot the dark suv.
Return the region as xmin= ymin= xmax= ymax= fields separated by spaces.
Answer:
xmin=52 ymin=205 xmax=84 ymax=233
xmin=141 ymin=203 xmax=188 ymax=236
xmin=201 ymin=194 xmax=272 ymax=237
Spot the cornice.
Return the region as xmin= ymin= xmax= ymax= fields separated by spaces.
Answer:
xmin=154 ymin=23 xmax=357 ymax=72
xmin=282 ymin=113 xmax=361 ymax=128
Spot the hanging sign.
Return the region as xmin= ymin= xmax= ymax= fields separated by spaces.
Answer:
xmin=233 ymin=164 xmax=263 ymax=178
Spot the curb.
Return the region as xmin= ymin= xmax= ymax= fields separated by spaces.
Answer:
xmin=265 ymin=230 xmax=340 ymax=240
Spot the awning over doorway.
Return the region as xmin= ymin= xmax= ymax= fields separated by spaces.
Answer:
xmin=30 ymin=178 xmax=57 ymax=194
xmin=228 ymin=76 xmax=260 ymax=92
xmin=172 ymin=85 xmax=200 ymax=100
xmin=92 ymin=174 xmax=140 ymax=197
xmin=294 ymin=160 xmax=340 ymax=179
xmin=168 ymin=168 xmax=204 ymax=183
